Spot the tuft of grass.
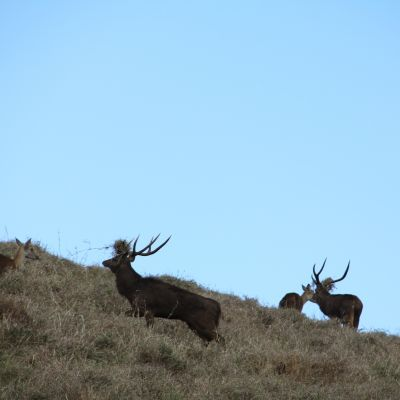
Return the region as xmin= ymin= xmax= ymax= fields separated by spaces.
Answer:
xmin=0 ymin=297 xmax=31 ymax=324
xmin=113 ymin=239 xmax=132 ymax=255
xmin=138 ymin=341 xmax=187 ymax=373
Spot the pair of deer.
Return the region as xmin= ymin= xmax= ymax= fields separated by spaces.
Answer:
xmin=0 ymin=238 xmax=39 ymax=274
xmin=279 ymin=259 xmax=363 ymax=329
xmin=2 ymin=236 xmax=222 ymax=344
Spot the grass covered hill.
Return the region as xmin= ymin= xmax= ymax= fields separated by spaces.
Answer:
xmin=0 ymin=240 xmax=400 ymax=400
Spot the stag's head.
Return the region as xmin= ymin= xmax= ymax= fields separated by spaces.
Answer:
xmin=102 ymin=234 xmax=171 ymax=273
xmin=311 ymin=258 xmax=350 ymax=300
xmin=102 ymin=252 xmax=131 ymax=273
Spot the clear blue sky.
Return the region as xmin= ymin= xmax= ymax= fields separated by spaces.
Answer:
xmin=1 ymin=1 xmax=399 ymax=334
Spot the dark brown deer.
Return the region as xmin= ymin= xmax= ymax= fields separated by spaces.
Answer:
xmin=0 ymin=238 xmax=40 ymax=275
xmin=311 ymin=259 xmax=363 ymax=329
xmin=102 ymin=235 xmax=223 ymax=343
xmin=279 ymin=284 xmax=314 ymax=312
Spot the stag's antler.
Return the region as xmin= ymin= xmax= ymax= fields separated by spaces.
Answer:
xmin=312 ymin=258 xmax=327 ymax=285
xmin=329 ymin=261 xmax=350 ymax=284
xmin=131 ymin=234 xmax=171 ymax=258
xmin=312 ymin=259 xmax=350 ymax=286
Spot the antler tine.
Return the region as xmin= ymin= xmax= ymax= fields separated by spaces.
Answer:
xmin=311 ymin=273 xmax=317 ymax=286
xmin=139 ymin=235 xmax=172 ymax=256
xmin=314 ymin=258 xmax=327 ymax=279
xmin=132 ymin=236 xmax=140 ymax=254
xmin=134 ymin=234 xmax=161 ymax=255
xmin=319 ymin=258 xmax=327 ymax=274
xmin=331 ymin=260 xmax=350 ymax=284
xmin=312 ymin=263 xmax=320 ymax=285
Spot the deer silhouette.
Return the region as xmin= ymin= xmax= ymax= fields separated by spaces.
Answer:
xmin=102 ymin=235 xmax=223 ymax=343
xmin=311 ymin=259 xmax=363 ymax=329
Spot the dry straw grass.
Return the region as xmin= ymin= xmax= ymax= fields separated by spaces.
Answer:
xmin=0 ymin=241 xmax=399 ymax=400
xmin=112 ymin=239 xmax=132 ymax=256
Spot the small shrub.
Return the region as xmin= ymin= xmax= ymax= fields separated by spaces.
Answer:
xmin=94 ymin=334 xmax=116 ymax=349
xmin=0 ymin=297 xmax=31 ymax=324
xmin=138 ymin=342 xmax=187 ymax=373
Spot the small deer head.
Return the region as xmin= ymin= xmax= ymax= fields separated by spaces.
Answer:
xmin=301 ymin=283 xmax=314 ymax=302
xmin=16 ymin=238 xmax=40 ymax=261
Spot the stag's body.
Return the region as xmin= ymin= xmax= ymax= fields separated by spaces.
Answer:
xmin=103 ymin=236 xmax=223 ymax=343
xmin=313 ymin=291 xmax=363 ymax=329
xmin=0 ymin=239 xmax=39 ymax=275
xmin=312 ymin=259 xmax=363 ymax=329
xmin=279 ymin=285 xmax=314 ymax=312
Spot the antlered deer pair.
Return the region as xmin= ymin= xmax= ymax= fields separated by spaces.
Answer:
xmin=102 ymin=235 xmax=223 ymax=344
xmin=279 ymin=259 xmax=363 ymax=329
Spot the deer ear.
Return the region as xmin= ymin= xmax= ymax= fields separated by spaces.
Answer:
xmin=25 ymin=239 xmax=32 ymax=247
xmin=302 ymin=285 xmax=307 ymax=291
xmin=16 ymin=238 xmax=23 ymax=246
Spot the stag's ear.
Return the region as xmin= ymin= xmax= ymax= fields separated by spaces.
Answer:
xmin=16 ymin=238 xmax=23 ymax=246
xmin=25 ymin=238 xmax=32 ymax=248
xmin=302 ymin=284 xmax=307 ymax=291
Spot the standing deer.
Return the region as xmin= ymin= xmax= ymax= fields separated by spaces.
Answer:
xmin=279 ymin=284 xmax=314 ymax=312
xmin=0 ymin=238 xmax=39 ymax=275
xmin=311 ymin=259 xmax=363 ymax=329
xmin=102 ymin=235 xmax=223 ymax=344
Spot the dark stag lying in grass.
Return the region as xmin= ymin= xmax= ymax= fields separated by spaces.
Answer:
xmin=102 ymin=235 xmax=224 ymax=344
xmin=279 ymin=284 xmax=314 ymax=312
xmin=311 ymin=259 xmax=363 ymax=329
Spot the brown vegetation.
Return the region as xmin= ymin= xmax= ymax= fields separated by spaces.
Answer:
xmin=0 ymin=241 xmax=399 ymax=400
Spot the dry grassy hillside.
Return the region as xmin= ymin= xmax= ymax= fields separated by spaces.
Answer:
xmin=0 ymin=241 xmax=399 ymax=400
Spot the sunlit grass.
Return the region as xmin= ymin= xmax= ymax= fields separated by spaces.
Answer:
xmin=0 ymin=241 xmax=399 ymax=400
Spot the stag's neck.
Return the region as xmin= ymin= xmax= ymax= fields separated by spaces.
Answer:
xmin=13 ymin=246 xmax=25 ymax=268
xmin=315 ymin=292 xmax=333 ymax=313
xmin=126 ymin=266 xmax=142 ymax=281
xmin=114 ymin=261 xmax=142 ymax=295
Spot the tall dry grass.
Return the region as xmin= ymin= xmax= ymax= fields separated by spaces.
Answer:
xmin=0 ymin=241 xmax=399 ymax=400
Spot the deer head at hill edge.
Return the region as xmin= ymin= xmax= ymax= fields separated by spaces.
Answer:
xmin=0 ymin=238 xmax=40 ymax=274
xmin=279 ymin=284 xmax=314 ymax=312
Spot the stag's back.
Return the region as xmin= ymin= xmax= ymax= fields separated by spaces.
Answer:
xmin=279 ymin=293 xmax=303 ymax=311
xmin=0 ymin=254 xmax=14 ymax=274
xmin=318 ymin=293 xmax=363 ymax=319
xmin=136 ymin=277 xmax=221 ymax=324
